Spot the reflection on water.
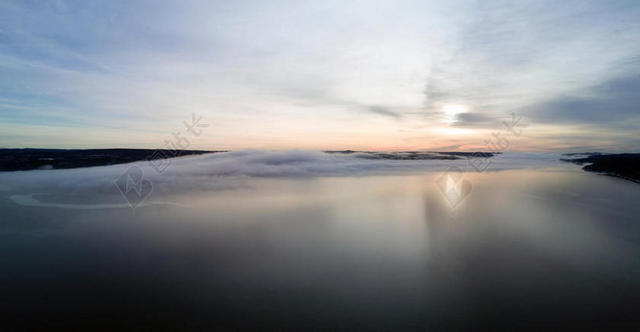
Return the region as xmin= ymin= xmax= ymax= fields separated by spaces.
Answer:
xmin=1 ymin=168 xmax=640 ymax=329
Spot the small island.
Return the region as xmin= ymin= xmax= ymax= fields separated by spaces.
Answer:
xmin=324 ymin=150 xmax=498 ymax=160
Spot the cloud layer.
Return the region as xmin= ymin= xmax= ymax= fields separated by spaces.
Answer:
xmin=0 ymin=150 xmax=565 ymax=193
xmin=0 ymin=0 xmax=638 ymax=151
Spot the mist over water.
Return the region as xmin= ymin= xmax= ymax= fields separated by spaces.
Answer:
xmin=1 ymin=151 xmax=639 ymax=329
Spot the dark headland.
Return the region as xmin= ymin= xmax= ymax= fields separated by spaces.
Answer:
xmin=0 ymin=148 xmax=221 ymax=172
xmin=563 ymin=153 xmax=640 ymax=183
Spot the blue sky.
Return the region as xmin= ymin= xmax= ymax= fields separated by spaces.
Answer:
xmin=1 ymin=0 xmax=639 ymax=151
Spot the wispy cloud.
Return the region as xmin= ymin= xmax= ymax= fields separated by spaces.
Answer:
xmin=366 ymin=105 xmax=402 ymax=119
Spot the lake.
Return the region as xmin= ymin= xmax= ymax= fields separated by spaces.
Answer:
xmin=1 ymin=151 xmax=639 ymax=329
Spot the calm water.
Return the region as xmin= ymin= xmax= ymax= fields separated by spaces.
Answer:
xmin=1 ymin=153 xmax=639 ymax=329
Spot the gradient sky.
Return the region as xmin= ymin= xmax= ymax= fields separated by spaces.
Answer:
xmin=1 ymin=0 xmax=639 ymax=151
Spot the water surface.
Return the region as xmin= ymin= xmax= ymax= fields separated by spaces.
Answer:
xmin=1 ymin=152 xmax=639 ymax=329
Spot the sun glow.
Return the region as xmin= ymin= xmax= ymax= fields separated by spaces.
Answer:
xmin=434 ymin=126 xmax=476 ymax=136
xmin=442 ymin=104 xmax=468 ymax=123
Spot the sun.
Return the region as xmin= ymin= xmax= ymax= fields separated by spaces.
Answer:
xmin=442 ymin=104 xmax=468 ymax=123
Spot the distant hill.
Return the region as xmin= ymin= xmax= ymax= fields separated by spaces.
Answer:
xmin=0 ymin=148 xmax=223 ymax=171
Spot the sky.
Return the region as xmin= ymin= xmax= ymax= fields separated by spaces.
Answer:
xmin=0 ymin=0 xmax=639 ymax=152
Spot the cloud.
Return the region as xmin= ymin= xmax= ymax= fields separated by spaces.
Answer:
xmin=365 ymin=105 xmax=402 ymax=119
xmin=451 ymin=112 xmax=498 ymax=127
xmin=0 ymin=149 xmax=561 ymax=188
xmin=0 ymin=149 xmax=567 ymax=209
xmin=419 ymin=1 xmax=640 ymax=149
xmin=522 ymin=74 xmax=640 ymax=127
